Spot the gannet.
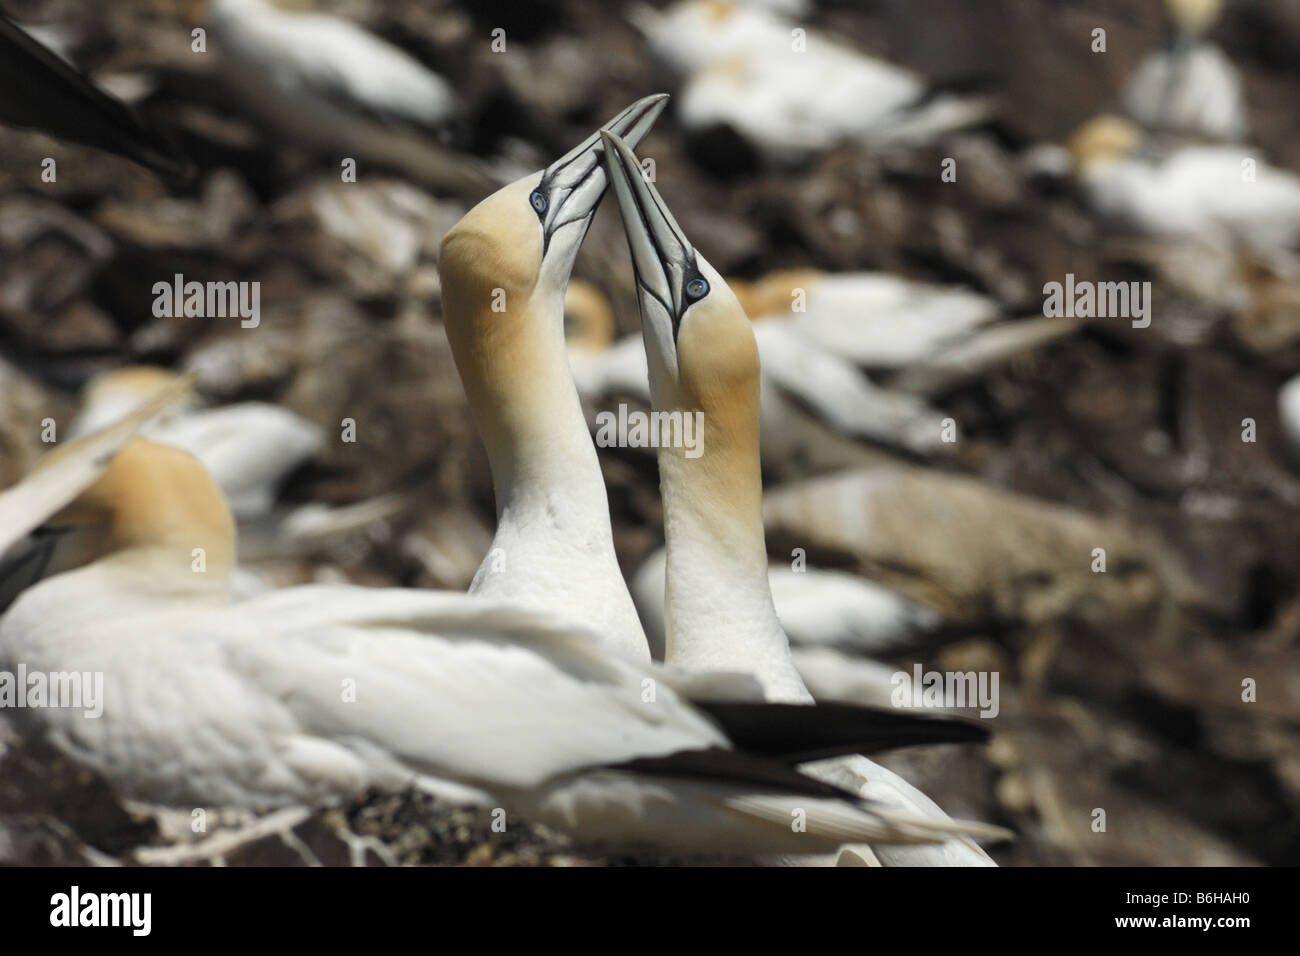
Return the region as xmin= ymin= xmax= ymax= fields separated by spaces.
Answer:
xmin=0 ymin=14 xmax=190 ymax=180
xmin=633 ymin=0 xmax=991 ymax=165
xmin=0 ymin=430 xmax=1004 ymax=857
xmin=600 ymin=130 xmax=1000 ymax=865
xmin=1123 ymin=0 xmax=1248 ymax=141
xmin=207 ymin=0 xmax=491 ymax=194
xmin=1069 ymin=115 xmax=1300 ymax=256
xmin=68 ymin=366 xmax=322 ymax=521
xmin=439 ymin=96 xmax=675 ymax=663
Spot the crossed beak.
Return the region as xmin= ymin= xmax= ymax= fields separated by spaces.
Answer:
xmin=599 ymin=128 xmax=711 ymax=386
xmin=534 ymin=93 xmax=669 ymax=252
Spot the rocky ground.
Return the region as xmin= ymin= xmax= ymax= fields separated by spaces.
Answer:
xmin=1 ymin=0 xmax=1298 ymax=865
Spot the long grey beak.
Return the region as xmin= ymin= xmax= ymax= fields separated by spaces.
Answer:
xmin=599 ymin=129 xmax=706 ymax=339
xmin=533 ymin=94 xmax=669 ymax=249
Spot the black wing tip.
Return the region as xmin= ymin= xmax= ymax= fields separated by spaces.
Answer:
xmin=607 ymin=747 xmax=858 ymax=801
xmin=694 ymin=700 xmax=993 ymax=764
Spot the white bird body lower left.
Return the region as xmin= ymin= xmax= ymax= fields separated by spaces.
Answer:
xmin=1 ymin=577 xmax=706 ymax=808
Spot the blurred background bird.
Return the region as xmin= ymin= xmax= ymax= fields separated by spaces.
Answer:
xmin=202 ymin=0 xmax=496 ymax=195
xmin=633 ymin=0 xmax=994 ymax=168
xmin=1124 ymin=0 xmax=1248 ymax=141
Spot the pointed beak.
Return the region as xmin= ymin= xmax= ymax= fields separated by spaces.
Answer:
xmin=599 ymin=129 xmax=700 ymax=341
xmin=535 ymin=93 xmax=669 ymax=249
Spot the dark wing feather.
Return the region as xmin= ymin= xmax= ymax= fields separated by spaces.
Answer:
xmin=694 ymin=700 xmax=990 ymax=764
xmin=0 ymin=15 xmax=192 ymax=182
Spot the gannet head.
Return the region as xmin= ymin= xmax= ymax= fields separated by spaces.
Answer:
xmin=440 ymin=94 xmax=668 ymax=318
xmin=599 ymin=129 xmax=759 ymax=427
xmin=439 ymin=95 xmax=667 ymax=460
xmin=1066 ymin=115 xmax=1142 ymax=174
xmin=1 ymin=438 xmax=235 ymax=605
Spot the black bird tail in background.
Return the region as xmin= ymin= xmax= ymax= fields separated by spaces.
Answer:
xmin=694 ymin=700 xmax=991 ymax=764
xmin=0 ymin=14 xmax=193 ymax=183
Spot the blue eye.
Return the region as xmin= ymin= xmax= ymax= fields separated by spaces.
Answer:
xmin=686 ymin=278 xmax=709 ymax=300
xmin=530 ymin=190 xmax=548 ymax=214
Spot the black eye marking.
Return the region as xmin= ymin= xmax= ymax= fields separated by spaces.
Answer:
xmin=529 ymin=190 xmax=548 ymax=217
xmin=685 ymin=277 xmax=709 ymax=300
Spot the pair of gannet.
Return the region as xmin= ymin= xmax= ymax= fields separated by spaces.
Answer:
xmin=1068 ymin=115 xmax=1300 ymax=258
xmin=0 ymin=341 xmax=1000 ymax=858
xmin=593 ymin=128 xmax=997 ymax=865
xmin=0 ymin=13 xmax=190 ymax=180
xmin=632 ymin=0 xmax=991 ymax=165
xmin=67 ymin=366 xmax=322 ymax=521
xmin=1123 ymin=0 xmax=1248 ymax=142
xmin=445 ymin=96 xmax=1000 ymax=861
xmin=205 ymin=0 xmax=493 ymax=194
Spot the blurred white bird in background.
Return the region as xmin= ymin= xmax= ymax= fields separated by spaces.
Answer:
xmin=731 ymin=269 xmax=1080 ymax=396
xmin=1069 ymin=114 xmax=1300 ymax=261
xmin=631 ymin=0 xmax=993 ymax=165
xmin=206 ymin=0 xmax=492 ymax=193
xmin=68 ymin=366 xmax=322 ymax=521
xmin=600 ymin=129 xmax=1000 ymax=865
xmin=1124 ymin=0 xmax=1249 ymax=141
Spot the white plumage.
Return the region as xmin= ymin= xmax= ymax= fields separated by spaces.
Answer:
xmin=633 ymin=546 xmax=939 ymax=660
xmin=1124 ymin=43 xmax=1248 ymax=141
xmin=211 ymin=0 xmax=459 ymax=132
xmin=770 ymin=272 xmax=1002 ymax=369
xmin=634 ymin=0 xmax=989 ymax=164
xmin=207 ymin=0 xmax=490 ymax=192
xmin=1071 ymin=117 xmax=1300 ymax=255
xmin=1087 ymin=145 xmax=1300 ymax=252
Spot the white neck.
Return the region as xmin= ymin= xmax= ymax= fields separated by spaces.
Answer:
xmin=657 ymin=444 xmax=812 ymax=704
xmin=466 ymin=289 xmax=649 ymax=662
